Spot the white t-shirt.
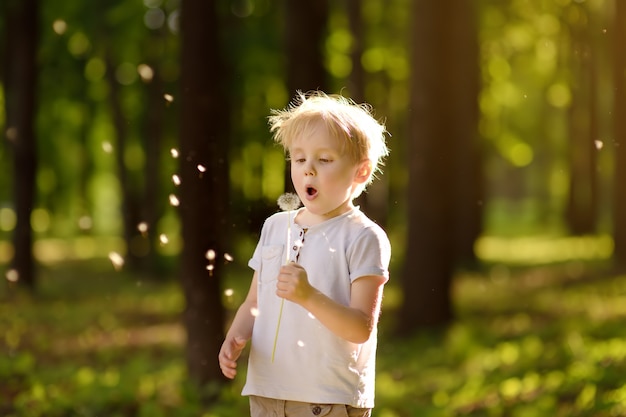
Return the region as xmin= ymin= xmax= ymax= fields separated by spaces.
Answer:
xmin=242 ymin=207 xmax=391 ymax=408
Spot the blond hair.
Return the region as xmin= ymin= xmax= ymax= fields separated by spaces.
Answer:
xmin=268 ymin=91 xmax=389 ymax=198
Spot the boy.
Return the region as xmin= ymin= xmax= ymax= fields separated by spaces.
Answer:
xmin=219 ymin=91 xmax=391 ymax=417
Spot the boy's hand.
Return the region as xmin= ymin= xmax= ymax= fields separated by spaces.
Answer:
xmin=276 ymin=262 xmax=314 ymax=305
xmin=218 ymin=336 xmax=247 ymax=379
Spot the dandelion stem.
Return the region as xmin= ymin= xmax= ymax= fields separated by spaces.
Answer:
xmin=272 ymin=193 xmax=301 ymax=363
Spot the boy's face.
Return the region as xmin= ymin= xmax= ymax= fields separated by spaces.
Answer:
xmin=289 ymin=121 xmax=370 ymax=221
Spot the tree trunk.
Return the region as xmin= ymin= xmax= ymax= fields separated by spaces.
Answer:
xmin=613 ymin=0 xmax=626 ymax=268
xmin=449 ymin=2 xmax=482 ymax=266
xmin=283 ymin=0 xmax=329 ymax=192
xmin=566 ymin=4 xmax=598 ymax=235
xmin=398 ymin=0 xmax=480 ymax=333
xmin=179 ymin=0 xmax=230 ymax=393
xmin=4 ymin=0 xmax=39 ymax=290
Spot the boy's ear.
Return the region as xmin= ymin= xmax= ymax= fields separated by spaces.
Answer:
xmin=355 ymin=160 xmax=373 ymax=184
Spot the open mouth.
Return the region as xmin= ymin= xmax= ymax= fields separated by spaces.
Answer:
xmin=305 ymin=186 xmax=318 ymax=197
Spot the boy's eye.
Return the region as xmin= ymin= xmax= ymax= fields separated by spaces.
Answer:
xmin=319 ymin=158 xmax=332 ymax=163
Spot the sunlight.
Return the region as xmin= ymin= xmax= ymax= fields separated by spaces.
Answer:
xmin=108 ymin=252 xmax=125 ymax=271
xmin=0 ymin=242 xmax=13 ymax=263
xmin=475 ymin=235 xmax=613 ymax=265
xmin=168 ymin=194 xmax=180 ymax=207
xmin=52 ymin=19 xmax=67 ymax=35
xmin=137 ymin=64 xmax=154 ymax=82
xmin=30 ymin=208 xmax=51 ymax=233
xmin=0 ymin=207 xmax=16 ymax=231
xmin=6 ymin=269 xmax=19 ymax=283
xmin=137 ymin=222 xmax=149 ymax=236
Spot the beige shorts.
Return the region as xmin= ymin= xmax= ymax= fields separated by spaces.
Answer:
xmin=249 ymin=395 xmax=372 ymax=417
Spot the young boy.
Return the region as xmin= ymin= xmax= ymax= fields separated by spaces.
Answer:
xmin=218 ymin=91 xmax=391 ymax=417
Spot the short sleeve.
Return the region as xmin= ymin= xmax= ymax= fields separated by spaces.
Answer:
xmin=347 ymin=224 xmax=391 ymax=282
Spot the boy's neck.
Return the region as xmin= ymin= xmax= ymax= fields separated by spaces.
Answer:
xmin=295 ymin=203 xmax=355 ymax=227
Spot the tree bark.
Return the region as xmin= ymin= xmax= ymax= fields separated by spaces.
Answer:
xmin=4 ymin=0 xmax=39 ymax=290
xmin=613 ymin=0 xmax=626 ymax=268
xmin=179 ymin=0 xmax=230 ymax=393
xmin=398 ymin=0 xmax=480 ymax=332
xmin=283 ymin=0 xmax=329 ymax=193
xmin=566 ymin=4 xmax=598 ymax=235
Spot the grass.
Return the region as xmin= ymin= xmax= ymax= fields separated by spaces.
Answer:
xmin=1 ymin=254 xmax=626 ymax=416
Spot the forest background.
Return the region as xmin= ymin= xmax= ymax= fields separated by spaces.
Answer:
xmin=2 ymin=0 xmax=626 ymax=416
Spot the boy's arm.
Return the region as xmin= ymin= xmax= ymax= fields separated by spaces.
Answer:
xmin=218 ymin=271 xmax=258 ymax=379
xmin=277 ymin=263 xmax=386 ymax=344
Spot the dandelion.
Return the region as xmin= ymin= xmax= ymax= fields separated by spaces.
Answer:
xmin=272 ymin=192 xmax=302 ymax=363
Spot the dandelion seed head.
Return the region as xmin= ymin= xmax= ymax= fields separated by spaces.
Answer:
xmin=170 ymin=148 xmax=179 ymax=158
xmin=197 ymin=164 xmax=206 ymax=173
xmin=159 ymin=234 xmax=169 ymax=245
xmin=164 ymin=93 xmax=174 ymax=103
xmin=206 ymin=249 xmax=216 ymax=261
xmin=169 ymin=194 xmax=180 ymax=206
xmin=224 ymin=253 xmax=234 ymax=262
xmin=172 ymin=174 xmax=181 ymax=186
xmin=277 ymin=192 xmax=301 ymax=212
xmin=206 ymin=264 xmax=214 ymax=271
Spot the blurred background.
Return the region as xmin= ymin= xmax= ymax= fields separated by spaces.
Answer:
xmin=2 ymin=0 xmax=626 ymax=416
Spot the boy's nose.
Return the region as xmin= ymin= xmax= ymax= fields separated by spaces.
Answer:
xmin=304 ymin=163 xmax=315 ymax=176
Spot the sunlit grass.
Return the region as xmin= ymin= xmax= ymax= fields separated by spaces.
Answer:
xmin=1 ymin=251 xmax=625 ymax=416
xmin=475 ymin=234 xmax=614 ymax=265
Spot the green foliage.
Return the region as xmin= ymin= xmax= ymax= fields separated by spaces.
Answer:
xmin=1 ymin=259 xmax=626 ymax=416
